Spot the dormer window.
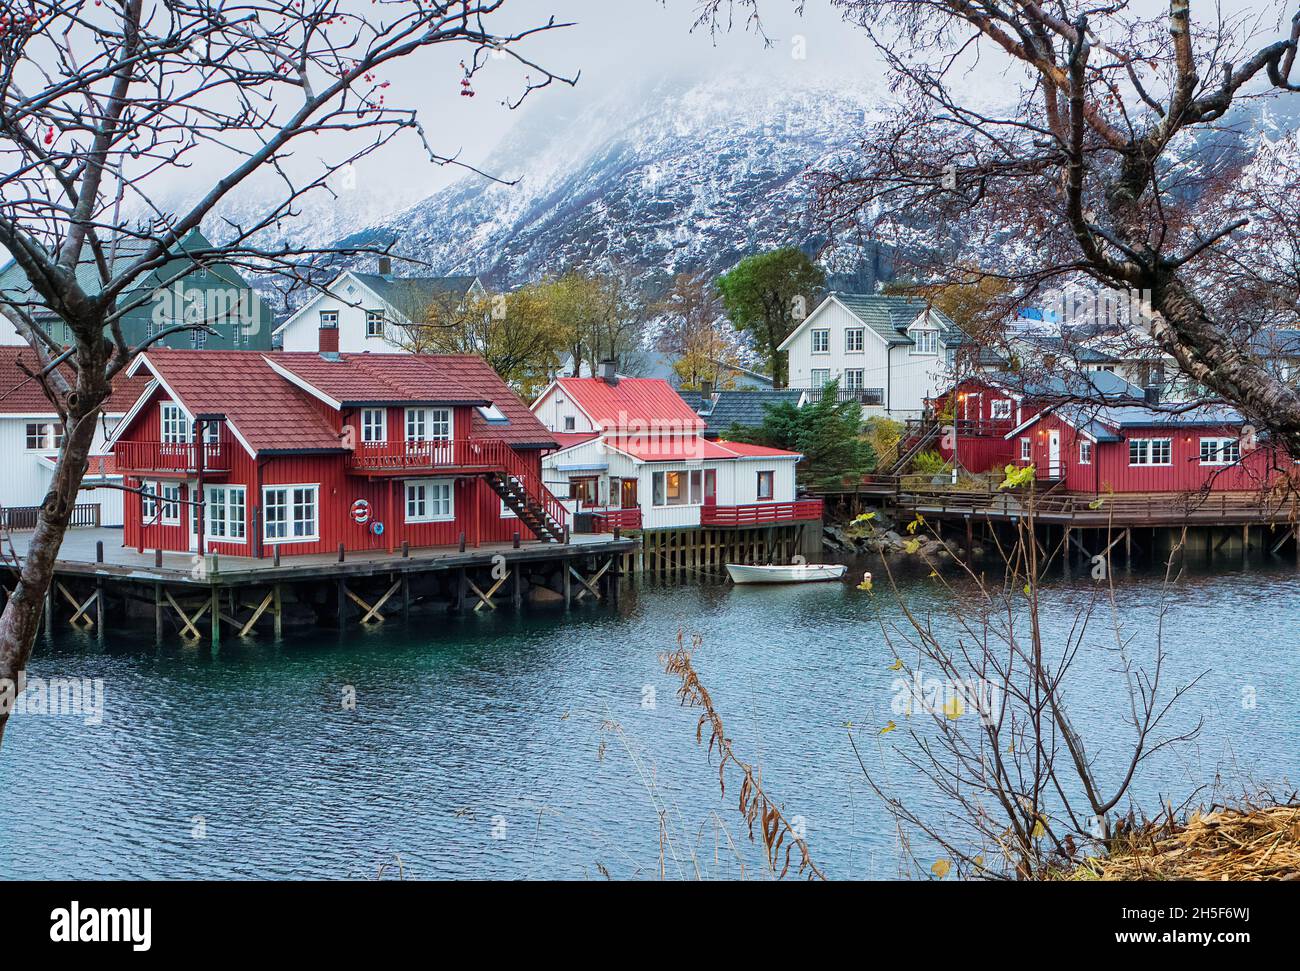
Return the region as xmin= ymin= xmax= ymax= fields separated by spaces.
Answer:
xmin=912 ymin=328 xmax=938 ymax=355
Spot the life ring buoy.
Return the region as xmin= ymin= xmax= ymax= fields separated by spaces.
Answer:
xmin=350 ymin=499 xmax=371 ymax=525
xmin=371 ymin=521 xmax=384 ymax=536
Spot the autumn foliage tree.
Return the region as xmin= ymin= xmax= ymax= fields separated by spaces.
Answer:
xmin=0 ymin=0 xmax=572 ymax=746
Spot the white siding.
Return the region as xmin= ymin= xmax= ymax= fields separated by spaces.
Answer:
xmin=0 ymin=413 xmax=127 ymax=526
xmin=278 ymin=277 xmax=408 ymax=353
xmin=531 ymin=384 xmax=598 ymax=434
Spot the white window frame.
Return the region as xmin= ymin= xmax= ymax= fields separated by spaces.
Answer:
xmin=160 ymin=481 xmax=181 ymax=525
xmin=1079 ymin=441 xmax=1093 ymax=465
xmin=319 ymin=310 xmax=339 ymax=329
xmin=843 ymin=369 xmax=864 ymax=391
xmin=911 ymin=328 xmax=938 ymax=356
xmin=1128 ymin=438 xmax=1172 ymax=466
xmin=262 ymin=485 xmax=320 ymax=543
xmin=361 ymin=408 xmax=387 ymax=443
xmin=652 ymin=469 xmax=704 ymax=507
xmin=405 ymin=479 xmax=454 ymax=523
xmin=365 ymin=310 xmax=385 ymax=338
xmin=405 ymin=408 xmax=425 ymax=442
xmin=845 ymin=328 xmax=865 ymax=353
xmin=24 ymin=421 xmax=63 ymax=450
xmin=810 ymin=329 xmax=830 ymax=354
xmin=990 ymin=399 xmax=1013 ymax=420
xmin=160 ymin=402 xmax=189 ymax=444
xmin=205 ymin=485 xmax=247 ymax=543
xmin=563 ymin=415 xmax=576 ymax=431
xmin=810 ymin=368 xmax=831 ymax=388
xmin=1199 ymin=436 xmax=1241 ymax=466
xmin=140 ymin=481 xmax=159 ymax=523
xmin=1019 ymin=437 xmax=1032 ymax=461
xmin=429 ymin=407 xmax=452 ymax=441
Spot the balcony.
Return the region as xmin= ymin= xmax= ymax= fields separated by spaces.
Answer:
xmin=347 ymin=438 xmax=514 ymax=475
xmin=589 ymin=508 xmax=643 ymax=531
xmin=700 ymin=499 xmax=824 ymax=526
xmin=116 ymin=440 xmax=230 ymax=475
xmin=801 ymin=387 xmax=885 ymax=406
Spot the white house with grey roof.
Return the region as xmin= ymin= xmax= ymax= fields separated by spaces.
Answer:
xmin=274 ymin=262 xmax=483 ymax=353
xmin=779 ymin=293 xmax=983 ymax=420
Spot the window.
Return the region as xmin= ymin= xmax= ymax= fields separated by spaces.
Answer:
xmin=570 ymin=476 xmax=600 ymax=506
xmin=990 ymin=399 xmax=1012 ymax=420
xmin=757 ymin=470 xmax=775 ymax=500
xmin=563 ymin=415 xmax=576 ymax=431
xmin=1079 ymin=441 xmax=1093 ymax=465
xmin=24 ymin=422 xmax=63 ymax=450
xmin=190 ymin=329 xmax=206 ymax=349
xmin=263 ymin=485 xmax=319 ymax=542
xmin=1020 ymin=437 xmax=1032 ymax=461
xmin=810 ymin=368 xmax=831 ymax=388
xmin=160 ymin=403 xmax=188 ymax=444
xmin=206 ymin=486 xmax=246 ymax=542
xmin=652 ymin=470 xmax=704 ymax=506
xmin=811 ymin=329 xmax=830 ymax=354
xmin=845 ymin=328 xmax=865 ymax=352
xmin=911 ymin=328 xmax=938 ymax=355
xmin=843 ymin=369 xmax=864 ymax=391
xmin=1129 ymin=438 xmax=1172 ymax=466
xmin=365 ymin=310 xmax=384 ymax=338
xmin=406 ymin=480 xmax=453 ymax=523
xmin=361 ymin=408 xmax=386 ymax=443
xmin=1200 ymin=437 xmax=1241 ymax=466
xmin=405 ymin=408 xmax=452 ymax=442
xmin=319 ymin=310 xmax=339 ymax=329
xmin=429 ymin=408 xmax=452 ymax=440
xmin=140 ymin=481 xmax=159 ymax=523
xmin=160 ymin=482 xmax=181 ymax=525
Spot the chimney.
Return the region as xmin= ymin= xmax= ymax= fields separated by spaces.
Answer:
xmin=318 ymin=321 xmax=339 ymax=354
xmin=1144 ymin=384 xmax=1162 ymax=406
xmin=700 ymin=378 xmax=715 ymax=399
xmin=378 ymin=255 xmax=392 ymax=277
xmin=599 ymin=359 xmax=619 ymax=386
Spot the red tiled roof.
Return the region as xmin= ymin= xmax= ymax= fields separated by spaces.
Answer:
xmin=135 ymin=350 xmax=343 ymax=454
xmin=132 ymin=349 xmax=556 ymax=454
xmin=0 ymin=346 xmax=149 ymax=414
xmin=713 ymin=440 xmax=803 ymax=459
xmin=551 ymin=431 xmax=600 ymax=451
xmin=40 ymin=453 xmax=120 ymax=476
xmin=556 ymin=377 xmax=704 ymax=432
xmin=270 ymin=353 xmax=489 ymax=406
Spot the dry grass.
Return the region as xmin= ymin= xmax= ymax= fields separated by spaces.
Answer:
xmin=1063 ymin=803 xmax=1300 ymax=881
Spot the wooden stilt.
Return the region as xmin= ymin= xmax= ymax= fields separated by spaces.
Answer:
xmin=155 ymin=583 xmax=164 ymax=647
xmin=273 ymin=583 xmax=283 ymax=640
xmin=512 ymin=564 xmax=522 ymax=610
xmin=210 ymin=588 xmax=221 ymax=647
xmin=337 ymin=578 xmax=347 ymax=629
xmin=562 ymin=560 xmax=572 ymax=608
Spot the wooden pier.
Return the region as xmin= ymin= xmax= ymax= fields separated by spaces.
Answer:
xmin=2 ymin=529 xmax=636 ymax=646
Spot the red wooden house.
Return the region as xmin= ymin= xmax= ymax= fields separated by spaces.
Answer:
xmin=1006 ymin=402 xmax=1284 ymax=494
xmin=933 ymin=371 xmax=1145 ymax=475
xmin=110 ymin=350 xmax=564 ymax=557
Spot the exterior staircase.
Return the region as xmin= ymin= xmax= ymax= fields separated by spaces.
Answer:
xmin=485 ymin=472 xmax=567 ymax=543
xmin=885 ymin=419 xmax=943 ymax=476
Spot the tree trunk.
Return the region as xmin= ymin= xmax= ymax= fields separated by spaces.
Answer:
xmin=0 ymin=406 xmax=101 ymax=747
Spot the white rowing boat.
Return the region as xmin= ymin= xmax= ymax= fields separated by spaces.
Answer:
xmin=726 ymin=563 xmax=848 ymax=585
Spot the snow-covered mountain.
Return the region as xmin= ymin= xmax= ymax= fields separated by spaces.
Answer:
xmin=331 ymin=71 xmax=885 ymax=290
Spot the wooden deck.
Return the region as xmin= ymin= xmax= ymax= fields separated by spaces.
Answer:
xmin=2 ymin=528 xmax=633 ymax=586
xmin=896 ymin=489 xmax=1300 ymax=527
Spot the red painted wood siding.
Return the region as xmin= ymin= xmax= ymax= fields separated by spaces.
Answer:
xmin=1013 ymin=412 xmax=1282 ymax=494
xmin=935 ymin=378 xmax=1034 ymax=474
xmin=119 ymin=394 xmax=545 ymax=557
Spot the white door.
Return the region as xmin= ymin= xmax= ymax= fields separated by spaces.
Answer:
xmin=1048 ymin=431 xmax=1061 ymax=478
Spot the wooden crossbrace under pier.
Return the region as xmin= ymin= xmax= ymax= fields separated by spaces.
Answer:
xmin=12 ymin=530 xmax=636 ymax=647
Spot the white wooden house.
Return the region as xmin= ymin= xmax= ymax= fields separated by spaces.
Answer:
xmin=530 ymin=371 xmax=811 ymax=531
xmin=274 ymin=263 xmax=483 ymax=353
xmin=780 ymin=293 xmax=979 ymax=420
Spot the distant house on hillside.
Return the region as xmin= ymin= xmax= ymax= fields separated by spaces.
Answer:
xmin=0 ymin=229 xmax=273 ymax=351
xmin=274 ymin=259 xmax=483 ymax=353
xmin=779 ymin=293 xmax=999 ymax=420
xmin=553 ymin=351 xmax=774 ymax=390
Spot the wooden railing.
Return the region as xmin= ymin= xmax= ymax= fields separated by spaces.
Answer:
xmin=116 ymin=440 xmax=229 ymax=473
xmin=898 ymin=488 xmax=1295 ymax=524
xmin=701 ymin=499 xmax=824 ymax=526
xmin=802 ymin=386 xmax=885 ymax=406
xmin=590 ymin=508 xmax=643 ymax=531
xmin=1 ymin=503 xmax=100 ymax=530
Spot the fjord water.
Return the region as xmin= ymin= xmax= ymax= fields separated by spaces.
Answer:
xmin=2 ymin=559 xmax=1296 ymax=880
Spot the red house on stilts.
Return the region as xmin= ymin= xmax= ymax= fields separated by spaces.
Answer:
xmin=110 ymin=350 xmax=565 ymax=557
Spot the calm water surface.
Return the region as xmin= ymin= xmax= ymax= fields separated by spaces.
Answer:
xmin=1 ymin=557 xmax=1296 ymax=879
